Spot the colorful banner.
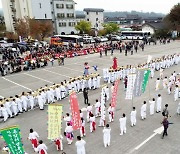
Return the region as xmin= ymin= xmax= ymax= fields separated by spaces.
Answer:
xmin=48 ymin=104 xmax=63 ymax=140
xmin=125 ymin=74 xmax=136 ymax=100
xmin=142 ymin=70 xmax=151 ymax=93
xmin=133 ymin=70 xmax=144 ymax=97
xmin=111 ymin=80 xmax=120 ymax=107
xmin=70 ymin=91 xmax=81 ymax=130
xmin=0 ymin=125 xmax=25 ymax=154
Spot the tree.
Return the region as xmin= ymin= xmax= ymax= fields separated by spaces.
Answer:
xmin=164 ymin=3 xmax=180 ymax=31
xmin=98 ymin=29 xmax=106 ymax=36
xmin=5 ymin=32 xmax=18 ymax=42
xmin=29 ymin=18 xmax=41 ymax=39
xmin=103 ymin=23 xmax=119 ymax=34
xmin=39 ymin=20 xmax=53 ymax=40
xmin=15 ymin=18 xmax=29 ymax=38
xmin=153 ymin=29 xmax=171 ymax=38
xmin=75 ymin=20 xmax=91 ymax=34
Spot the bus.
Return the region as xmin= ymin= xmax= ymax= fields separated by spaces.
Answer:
xmin=51 ymin=35 xmax=83 ymax=47
xmin=121 ymin=31 xmax=151 ymax=40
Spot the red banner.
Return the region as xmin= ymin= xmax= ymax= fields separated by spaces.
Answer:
xmin=111 ymin=80 xmax=120 ymax=107
xmin=70 ymin=92 xmax=82 ymax=130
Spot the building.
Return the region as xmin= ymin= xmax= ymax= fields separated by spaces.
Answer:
xmin=2 ymin=0 xmax=52 ymax=32
xmin=83 ymin=8 xmax=104 ymax=30
xmin=51 ymin=0 xmax=78 ymax=35
xmin=142 ymin=22 xmax=165 ymax=34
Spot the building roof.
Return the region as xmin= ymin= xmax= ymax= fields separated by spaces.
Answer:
xmin=83 ymin=8 xmax=104 ymax=12
xmin=76 ymin=14 xmax=86 ymax=19
xmin=142 ymin=22 xmax=165 ymax=30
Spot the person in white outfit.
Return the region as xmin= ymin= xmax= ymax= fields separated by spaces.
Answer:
xmin=156 ymin=94 xmax=162 ymax=113
xmin=35 ymin=140 xmax=48 ymax=154
xmin=177 ymin=102 xmax=180 ymax=115
xmin=0 ymin=104 xmax=8 ymax=122
xmin=149 ymin=98 xmax=155 ymax=115
xmin=155 ymin=78 xmax=160 ymax=91
xmin=163 ymin=77 xmax=168 ymax=89
xmin=174 ymin=85 xmax=179 ymax=101
xmin=141 ymin=101 xmax=147 ymax=120
xmin=103 ymin=124 xmax=111 ymax=147
xmin=130 ymin=107 xmax=136 ymax=127
xmin=75 ymin=136 xmax=86 ymax=154
xmin=119 ymin=113 xmax=127 ymax=135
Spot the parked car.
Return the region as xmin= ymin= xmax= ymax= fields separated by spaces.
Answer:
xmin=94 ymin=36 xmax=108 ymax=43
xmin=111 ymin=35 xmax=122 ymax=41
xmin=83 ymin=36 xmax=95 ymax=44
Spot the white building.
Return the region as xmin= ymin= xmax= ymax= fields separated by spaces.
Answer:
xmin=83 ymin=8 xmax=104 ymax=30
xmin=51 ymin=0 xmax=77 ymax=35
xmin=2 ymin=0 xmax=52 ymax=32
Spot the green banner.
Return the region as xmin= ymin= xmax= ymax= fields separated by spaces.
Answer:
xmin=0 ymin=126 xmax=25 ymax=154
xmin=142 ymin=70 xmax=151 ymax=93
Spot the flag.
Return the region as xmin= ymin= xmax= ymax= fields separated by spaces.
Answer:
xmin=0 ymin=125 xmax=25 ymax=154
xmin=111 ymin=80 xmax=120 ymax=107
xmin=48 ymin=104 xmax=63 ymax=140
xmin=125 ymin=74 xmax=136 ymax=100
xmin=142 ymin=69 xmax=151 ymax=93
xmin=133 ymin=70 xmax=144 ymax=97
xmin=70 ymin=92 xmax=81 ymax=130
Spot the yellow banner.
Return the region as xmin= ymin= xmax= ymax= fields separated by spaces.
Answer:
xmin=48 ymin=104 xmax=63 ymax=140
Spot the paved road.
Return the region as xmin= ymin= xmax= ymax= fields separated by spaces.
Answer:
xmin=0 ymin=41 xmax=180 ymax=154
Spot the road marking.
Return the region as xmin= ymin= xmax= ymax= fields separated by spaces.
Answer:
xmin=43 ymin=69 xmax=71 ymax=78
xmin=131 ymin=126 xmax=164 ymax=153
xmin=23 ymin=73 xmax=54 ymax=84
xmin=2 ymin=77 xmax=32 ymax=91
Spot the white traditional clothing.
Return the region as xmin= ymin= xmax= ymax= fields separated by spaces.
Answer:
xmin=35 ymin=143 xmax=48 ymax=154
xmin=86 ymin=106 xmax=93 ymax=122
xmin=21 ymin=95 xmax=28 ymax=111
xmin=4 ymin=101 xmax=12 ymax=118
xmin=80 ymin=120 xmax=86 ymax=137
xmin=0 ymin=107 xmax=8 ymax=122
xmin=156 ymin=96 xmax=162 ymax=112
xmin=65 ymin=125 xmax=74 ymax=144
xmin=28 ymin=131 xmax=39 ymax=149
xmin=174 ymin=87 xmax=179 ymax=101
xmin=130 ymin=110 xmax=136 ymax=126
xmin=141 ymin=104 xmax=147 ymax=120
xmin=103 ymin=127 xmax=111 ymax=147
xmin=75 ymin=139 xmax=86 ymax=154
xmin=11 ymin=101 xmax=18 ymax=116
xmin=149 ymin=100 xmax=155 ymax=115
xmin=89 ymin=116 xmax=96 ymax=132
xmin=155 ymin=80 xmax=160 ymax=91
xmin=119 ymin=116 xmax=127 ymax=135
xmin=16 ymin=98 xmax=23 ymax=113
xmin=108 ymin=106 xmax=114 ymax=122
xmin=95 ymin=101 xmax=101 ymax=117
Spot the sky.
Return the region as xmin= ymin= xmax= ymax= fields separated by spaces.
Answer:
xmin=74 ymin=0 xmax=179 ymax=14
xmin=0 ymin=0 xmax=179 ymax=14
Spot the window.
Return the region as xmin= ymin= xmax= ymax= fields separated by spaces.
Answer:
xmin=96 ymin=18 xmax=98 ymax=21
xmin=59 ymin=22 xmax=66 ymax=27
xmin=56 ymin=4 xmax=64 ymax=9
xmin=45 ymin=14 xmax=47 ymax=18
xmin=69 ymin=22 xmax=76 ymax=27
xmin=39 ymin=3 xmax=41 ymax=8
xmin=67 ymin=13 xmax=74 ymax=18
xmin=96 ymin=12 xmax=98 ymax=15
xmin=87 ymin=18 xmax=89 ymax=21
xmin=66 ymin=4 xmax=73 ymax=9
xmin=57 ymin=13 xmax=65 ymax=18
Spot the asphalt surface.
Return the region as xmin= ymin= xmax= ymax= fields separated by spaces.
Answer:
xmin=0 ymin=40 xmax=180 ymax=154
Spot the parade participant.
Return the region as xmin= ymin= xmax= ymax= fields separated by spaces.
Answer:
xmin=177 ymin=102 xmax=180 ymax=115
xmin=97 ymin=74 xmax=101 ymax=88
xmin=105 ymin=86 xmax=110 ymax=101
xmin=75 ymin=136 xmax=86 ymax=154
xmin=21 ymin=92 xmax=28 ymax=112
xmin=15 ymin=95 xmax=23 ymax=113
xmin=86 ymin=103 xmax=93 ymax=122
xmin=28 ymin=92 xmax=35 ymax=110
xmin=64 ymin=123 xmax=74 ymax=145
xmin=149 ymin=98 xmax=155 ymax=115
xmin=37 ymin=91 xmax=44 ymax=110
xmin=130 ymin=107 xmax=136 ymax=127
xmin=108 ymin=104 xmax=114 ymax=122
xmin=55 ymin=85 xmax=61 ymax=101
xmin=83 ymin=88 xmax=88 ymax=105
xmin=93 ymin=76 xmax=97 ymax=90
xmin=89 ymin=113 xmax=96 ymax=133
xmin=155 ymin=78 xmax=160 ymax=91
xmin=0 ymin=104 xmax=8 ymax=122
xmin=35 ymin=140 xmax=48 ymax=154
xmin=99 ymin=110 xmax=106 ymax=127
xmin=11 ymin=98 xmax=18 ymax=116
xmin=141 ymin=101 xmax=147 ymax=120
xmin=156 ymin=94 xmax=162 ymax=113
xmin=28 ymin=128 xmax=39 ymax=150
xmin=160 ymin=68 xmax=164 ymax=79
xmin=64 ymin=113 xmax=72 ymax=126
xmin=88 ymin=77 xmax=92 ymax=90
xmin=4 ymin=98 xmax=13 ymax=118
xmin=150 ymin=66 xmax=155 ymax=78
xmin=119 ymin=113 xmax=127 ymax=135
xmin=103 ymin=124 xmax=111 ymax=148
xmin=80 ymin=110 xmax=84 ymax=118
xmin=163 ymin=77 xmax=168 ymax=89
xmin=167 ymin=80 xmax=173 ymax=95
xmin=84 ymin=62 xmax=89 ymax=76
xmin=174 ymin=85 xmax=179 ymax=101
xmin=60 ymin=82 xmax=66 ymax=99
xmin=112 ymin=57 xmax=118 ymax=70
xmin=80 ymin=118 xmax=86 ymax=137
xmin=54 ymin=135 xmax=63 ymax=151
xmin=95 ymin=99 xmax=101 ymax=117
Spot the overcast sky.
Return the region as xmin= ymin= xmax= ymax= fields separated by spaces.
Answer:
xmin=0 ymin=0 xmax=179 ymax=14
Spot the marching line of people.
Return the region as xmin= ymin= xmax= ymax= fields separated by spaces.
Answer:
xmin=103 ymin=53 xmax=180 ymax=83
xmin=0 ymin=73 xmax=101 ymax=122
